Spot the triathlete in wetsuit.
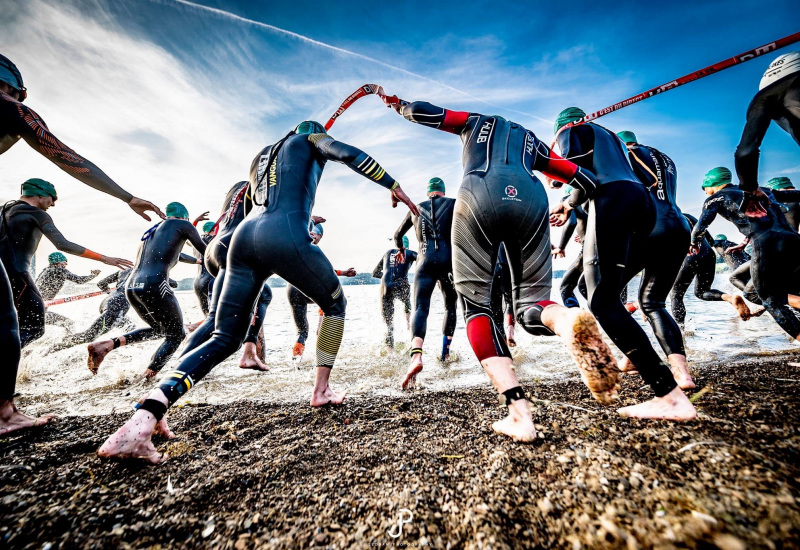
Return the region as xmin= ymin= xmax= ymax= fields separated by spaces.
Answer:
xmin=287 ymin=222 xmax=357 ymax=359
xmin=87 ymin=202 xmax=206 ymax=377
xmin=490 ymin=243 xmax=516 ymax=347
xmin=372 ymin=238 xmax=417 ymax=349
xmin=766 ymin=177 xmax=800 ymax=231
xmin=98 ymin=121 xmax=419 ymax=463
xmin=36 ymin=252 xmax=100 ymax=331
xmin=553 ymin=189 xmax=588 ymax=308
xmin=0 ymin=180 xmax=131 ymax=348
xmin=384 ymin=96 xmax=619 ymax=441
xmin=394 ymin=177 xmax=458 ymax=385
xmin=735 ymin=52 xmax=800 ymax=205
xmin=552 ymin=108 xmax=695 ymax=421
xmin=0 ymin=55 xmax=162 ymax=436
xmin=711 ymin=234 xmax=760 ymax=304
xmin=193 ymin=222 xmax=217 ymax=316
xmin=692 ymin=167 xmax=800 ymax=339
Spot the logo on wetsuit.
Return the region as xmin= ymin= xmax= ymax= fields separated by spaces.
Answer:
xmin=503 ymin=185 xmax=521 ymax=202
xmin=476 ymin=120 xmax=493 ymax=144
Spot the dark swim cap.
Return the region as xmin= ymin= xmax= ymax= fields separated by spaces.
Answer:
xmin=702 ymin=167 xmax=732 ymax=189
xmin=295 ymin=121 xmax=326 ymax=135
xmin=427 ymin=177 xmax=445 ymax=194
xmin=617 ymin=130 xmax=637 ymax=144
xmin=554 ymin=107 xmax=585 ymax=133
xmin=766 ymin=176 xmax=794 ymax=190
xmin=202 ymin=221 xmax=216 ymax=233
xmin=0 ymin=54 xmax=24 ymax=91
xmin=166 ymin=202 xmax=189 ymax=219
xmin=714 ymin=234 xmax=728 ymax=242
xmin=21 ymin=178 xmax=57 ymax=200
xmin=48 ymin=252 xmax=67 ymax=265
xmin=402 ymin=236 xmax=410 ymax=248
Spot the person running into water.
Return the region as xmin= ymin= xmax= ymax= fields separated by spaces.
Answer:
xmin=710 ymin=234 xmax=764 ymax=308
xmin=0 ymin=179 xmax=132 ymax=349
xmin=193 ymin=221 xmax=217 ymax=316
xmin=0 ymin=54 xmax=162 ymax=435
xmin=288 ymin=222 xmax=357 ymax=359
xmin=87 ymin=202 xmax=206 ymax=378
xmin=36 ymin=251 xmax=100 ymax=331
xmin=552 ymin=188 xmax=589 ymax=308
xmin=97 ymin=121 xmax=418 ymax=462
xmin=372 ymin=236 xmax=417 ymax=351
xmin=551 ymin=109 xmax=695 ymax=421
xmin=765 ymin=177 xmax=799 ymax=231
xmin=692 ymin=167 xmax=800 ymax=341
xmin=393 ymin=177 xmax=458 ymax=387
xmin=383 ymin=94 xmax=620 ymax=442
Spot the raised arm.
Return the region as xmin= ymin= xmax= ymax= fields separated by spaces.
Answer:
xmin=395 ymin=101 xmax=471 ymax=135
xmin=394 ymin=211 xmax=414 ymax=249
xmin=734 ymin=97 xmax=771 ymax=192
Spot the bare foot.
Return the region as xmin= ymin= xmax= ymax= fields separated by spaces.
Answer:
xmin=401 ymin=354 xmax=423 ymax=389
xmin=96 ymin=410 xmax=168 ymax=463
xmin=619 ymin=357 xmax=638 ymax=373
xmin=492 ymin=400 xmax=536 ymax=442
xmin=563 ymin=310 xmax=621 ymax=405
xmin=310 ymin=385 xmax=346 ymax=407
xmin=292 ymin=342 xmax=305 ymax=358
xmin=239 ymin=342 xmax=269 ymax=371
xmin=185 ymin=320 xmax=203 ymax=333
xmin=0 ymin=401 xmax=55 ymax=436
xmin=87 ymin=341 xmax=114 ymax=375
xmin=618 ymin=386 xmax=697 ymax=421
xmin=750 ymin=307 xmax=767 ymax=318
xmin=135 ymin=395 xmax=176 ymax=439
xmin=143 ymin=369 xmax=158 ymax=380
xmin=731 ymin=295 xmax=752 ymax=321
xmin=669 ymin=363 xmax=696 ymax=390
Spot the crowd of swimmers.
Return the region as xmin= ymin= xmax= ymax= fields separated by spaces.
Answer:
xmin=0 ymin=49 xmax=798 ymax=463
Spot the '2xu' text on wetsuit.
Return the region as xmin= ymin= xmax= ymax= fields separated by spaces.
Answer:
xmin=158 ymin=129 xmax=400 ymax=406
xmin=400 ymin=101 xmax=597 ymax=362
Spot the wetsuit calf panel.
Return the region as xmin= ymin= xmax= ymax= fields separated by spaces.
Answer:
xmin=288 ymin=284 xmax=313 ymax=345
xmin=244 ymin=284 xmax=272 ymax=344
xmin=0 ymin=258 xmax=21 ymax=399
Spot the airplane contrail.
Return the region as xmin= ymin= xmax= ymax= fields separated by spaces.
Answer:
xmin=158 ymin=0 xmax=553 ymax=124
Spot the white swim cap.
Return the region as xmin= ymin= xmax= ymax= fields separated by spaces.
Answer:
xmin=759 ymin=51 xmax=800 ymax=90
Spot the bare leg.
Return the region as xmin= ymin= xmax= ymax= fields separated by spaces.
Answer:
xmin=239 ymin=342 xmax=269 ymax=371
xmin=0 ymin=399 xmax=55 ymax=436
xmin=505 ymin=314 xmax=516 ymax=347
xmin=88 ymin=335 xmax=126 ymax=375
xmin=482 ymin=356 xmax=536 ymax=442
xmin=97 ymin=389 xmax=170 ymax=463
xmin=401 ymin=336 xmax=424 ymax=389
xmin=667 ymin=353 xmax=694 ymax=390
xmin=541 ymin=304 xmax=620 ymax=405
xmin=310 ymin=366 xmax=345 ymax=406
xmin=618 ymin=385 xmax=697 ymax=421
xmin=789 ymin=294 xmax=800 ymax=309
xmin=722 ymin=293 xmax=752 ymax=321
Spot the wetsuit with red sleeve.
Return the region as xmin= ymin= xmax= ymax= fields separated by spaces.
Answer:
xmin=399 ymin=101 xmax=597 ymax=361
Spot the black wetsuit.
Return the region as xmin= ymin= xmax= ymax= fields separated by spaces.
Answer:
xmin=287 ymin=284 xmax=316 ymax=346
xmin=490 ymin=243 xmax=513 ymax=329
xmin=120 ymin=219 xmax=206 ymax=372
xmin=36 ymin=265 xmax=98 ymax=329
xmin=557 ymin=123 xmax=677 ymax=396
xmin=193 ymin=233 xmax=215 ymax=315
xmin=372 ymin=249 xmax=417 ymax=347
xmin=158 ymin=131 xmax=399 ymax=406
xmin=181 ymin=182 xmax=272 ymax=358
xmin=395 ymin=196 xmax=458 ymax=344
xmin=772 ymin=188 xmax=800 ymax=232
xmin=670 ymin=215 xmax=726 ymax=324
xmin=735 ymin=72 xmax=800 ymax=192
xmin=557 ymin=198 xmax=589 ymax=308
xmin=693 ymin=185 xmax=800 ymax=337
xmin=0 ymin=201 xmax=92 ymax=347
xmin=400 ymin=102 xmax=598 ymax=364
xmin=0 ymin=91 xmax=134 ymax=400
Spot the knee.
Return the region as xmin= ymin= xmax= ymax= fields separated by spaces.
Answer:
xmin=324 ymin=294 xmax=346 ymax=318
xmin=516 ymin=301 xmax=556 ymax=336
xmin=640 ymin=297 xmax=665 ymax=316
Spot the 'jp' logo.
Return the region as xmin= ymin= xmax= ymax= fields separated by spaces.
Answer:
xmin=505 ymin=186 xmax=518 ymax=198
xmin=387 ymin=509 xmax=413 ymax=538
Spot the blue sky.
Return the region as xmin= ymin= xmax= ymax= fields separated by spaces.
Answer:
xmin=1 ymin=0 xmax=798 ymax=278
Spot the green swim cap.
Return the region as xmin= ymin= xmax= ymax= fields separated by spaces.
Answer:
xmin=701 ymin=167 xmax=732 ymax=189
xmin=311 ymin=223 xmax=323 ymax=236
xmin=21 ymin=178 xmax=57 ymax=200
xmin=554 ymin=107 xmax=585 ymax=133
xmin=427 ymin=177 xmax=445 ymax=195
xmin=48 ymin=252 xmax=67 ymax=265
xmin=402 ymin=236 xmax=410 ymax=248
xmin=202 ymin=221 xmax=216 ymax=233
xmin=295 ymin=121 xmax=326 ymax=135
xmin=563 ymin=185 xmax=574 ymax=196
xmin=166 ymin=202 xmax=189 ymax=219
xmin=766 ymin=176 xmax=794 ymax=190
xmin=714 ymin=234 xmax=728 ymax=242
xmin=617 ymin=130 xmax=637 ymax=144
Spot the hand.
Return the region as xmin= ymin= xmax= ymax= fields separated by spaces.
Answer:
xmin=90 ymin=269 xmax=101 ymax=276
xmin=193 ymin=211 xmax=210 ymax=225
xmin=311 ymin=215 xmax=326 ymax=224
xmin=551 ymin=247 xmax=565 ymax=259
xmin=742 ymin=188 xmax=769 ymax=219
xmin=196 ymin=258 xmax=203 ymax=264
xmin=724 ymin=242 xmax=747 ymax=255
xmin=574 ymin=235 xmax=582 ymax=244
xmin=102 ymin=256 xmax=134 ymax=269
xmin=128 ymin=197 xmax=165 ymax=222
xmin=549 ymin=201 xmax=572 ymax=227
xmin=546 ymin=177 xmax=563 ymax=189
xmin=688 ymin=244 xmax=700 ymax=256
xmin=391 ymin=185 xmax=420 ymax=216
xmin=382 ymin=94 xmax=407 ymax=114
xmin=396 ymin=249 xmax=406 ymax=264
xmin=342 ymin=268 xmax=357 ymax=277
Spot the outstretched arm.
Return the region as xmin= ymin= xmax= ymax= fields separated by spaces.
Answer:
xmin=37 ymin=213 xmax=132 ymax=269
xmin=65 ymin=269 xmax=100 ymax=284
xmin=734 ymin=98 xmax=770 ymax=192
xmin=8 ymin=98 xmax=164 ymax=220
xmin=394 ymin=211 xmax=414 ymax=249
xmin=96 ymin=271 xmax=120 ymax=292
xmin=691 ymin=202 xmax=719 ymax=247
xmin=179 ymin=253 xmax=200 ymax=264
xmin=393 ymin=100 xmax=472 ymax=135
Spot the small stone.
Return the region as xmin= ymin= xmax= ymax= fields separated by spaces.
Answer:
xmin=537 ymin=497 xmax=554 ymax=514
xmin=713 ymin=534 xmax=746 ymax=550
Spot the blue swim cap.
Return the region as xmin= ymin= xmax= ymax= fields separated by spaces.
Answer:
xmin=48 ymin=252 xmax=67 ymax=265
xmin=202 ymin=221 xmax=216 ymax=233
xmin=295 ymin=121 xmax=326 ymax=135
xmin=166 ymin=202 xmax=189 ymax=219
xmin=617 ymin=130 xmax=637 ymax=144
xmin=714 ymin=234 xmax=728 ymax=242
xmin=402 ymin=236 xmax=410 ymax=248
xmin=0 ymin=54 xmax=23 ymax=92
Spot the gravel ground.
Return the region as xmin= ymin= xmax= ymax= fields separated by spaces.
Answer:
xmin=2 ymin=354 xmax=800 ymax=549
